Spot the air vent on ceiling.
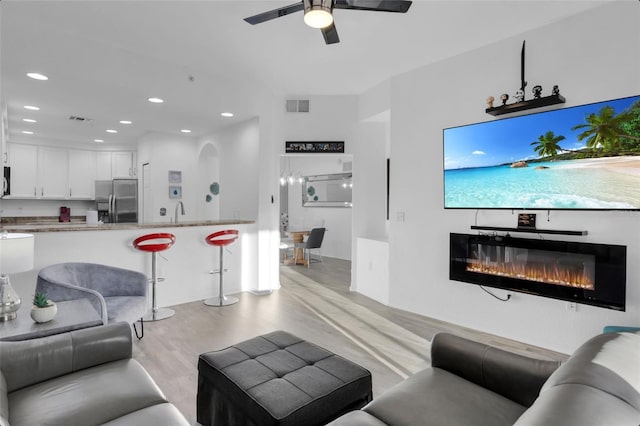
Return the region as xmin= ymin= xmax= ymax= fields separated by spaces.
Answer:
xmin=68 ymin=115 xmax=94 ymax=124
xmin=285 ymin=100 xmax=310 ymax=113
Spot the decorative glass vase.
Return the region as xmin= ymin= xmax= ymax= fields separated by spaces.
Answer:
xmin=0 ymin=275 xmax=22 ymax=321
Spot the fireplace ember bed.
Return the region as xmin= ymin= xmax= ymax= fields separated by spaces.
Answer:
xmin=450 ymin=233 xmax=626 ymax=311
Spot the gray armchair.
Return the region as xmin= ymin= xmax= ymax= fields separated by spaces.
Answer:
xmin=36 ymin=262 xmax=147 ymax=338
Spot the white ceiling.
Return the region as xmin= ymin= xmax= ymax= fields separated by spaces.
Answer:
xmin=1 ymin=0 xmax=609 ymax=148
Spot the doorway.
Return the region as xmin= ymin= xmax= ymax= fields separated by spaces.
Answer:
xmin=279 ymin=154 xmax=353 ymax=267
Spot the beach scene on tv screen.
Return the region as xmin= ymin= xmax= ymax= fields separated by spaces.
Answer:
xmin=444 ymin=95 xmax=640 ymax=209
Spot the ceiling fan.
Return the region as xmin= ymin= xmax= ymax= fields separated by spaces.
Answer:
xmin=244 ymin=0 xmax=413 ymax=45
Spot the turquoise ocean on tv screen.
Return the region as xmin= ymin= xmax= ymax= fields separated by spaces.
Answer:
xmin=444 ymin=161 xmax=640 ymax=209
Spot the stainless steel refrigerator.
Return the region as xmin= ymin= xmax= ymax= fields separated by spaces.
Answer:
xmin=95 ymin=179 xmax=138 ymax=223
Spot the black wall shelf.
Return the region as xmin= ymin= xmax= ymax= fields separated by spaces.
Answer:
xmin=486 ymin=94 xmax=566 ymax=116
xmin=470 ymin=225 xmax=587 ymax=236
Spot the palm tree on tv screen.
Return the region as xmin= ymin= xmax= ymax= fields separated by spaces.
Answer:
xmin=572 ymin=105 xmax=640 ymax=152
xmin=530 ymin=131 xmax=566 ymax=158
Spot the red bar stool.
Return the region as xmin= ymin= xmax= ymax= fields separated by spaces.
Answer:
xmin=133 ymin=232 xmax=176 ymax=321
xmin=204 ymin=229 xmax=239 ymax=307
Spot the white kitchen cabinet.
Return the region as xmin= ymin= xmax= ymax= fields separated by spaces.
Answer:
xmin=7 ymin=144 xmax=38 ymax=198
xmin=112 ymin=151 xmax=136 ymax=178
xmin=95 ymin=151 xmax=112 ymax=180
xmin=7 ymin=145 xmax=136 ymax=200
xmin=38 ymin=147 xmax=68 ymax=199
xmin=68 ymin=149 xmax=96 ymax=199
xmin=1 ymin=105 xmax=8 ymax=166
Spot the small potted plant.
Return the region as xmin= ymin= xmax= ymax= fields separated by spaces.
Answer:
xmin=31 ymin=291 xmax=57 ymax=323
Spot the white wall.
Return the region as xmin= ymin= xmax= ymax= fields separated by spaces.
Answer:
xmin=377 ymin=1 xmax=640 ymax=354
xmin=203 ymin=118 xmax=260 ymax=221
xmin=137 ymin=132 xmax=200 ymax=223
xmin=0 ymin=199 xmax=94 ymax=218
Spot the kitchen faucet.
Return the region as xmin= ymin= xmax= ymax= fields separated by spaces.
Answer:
xmin=174 ymin=201 xmax=185 ymax=223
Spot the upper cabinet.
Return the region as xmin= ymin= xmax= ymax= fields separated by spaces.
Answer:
xmin=95 ymin=151 xmax=137 ymax=180
xmin=1 ymin=104 xmax=8 ymax=166
xmin=6 ymin=143 xmax=134 ymax=200
xmin=95 ymin=151 xmax=112 ymax=180
xmin=68 ymin=150 xmax=96 ymax=199
xmin=112 ymin=151 xmax=136 ymax=178
xmin=38 ymin=147 xmax=68 ymax=199
xmin=7 ymin=144 xmax=37 ymax=198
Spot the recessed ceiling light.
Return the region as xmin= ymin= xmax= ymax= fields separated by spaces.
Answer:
xmin=148 ymin=97 xmax=164 ymax=103
xmin=93 ymin=139 xmax=104 ymax=143
xmin=106 ymin=129 xmax=118 ymax=134
xmin=26 ymin=72 xmax=48 ymax=81
xmin=24 ymin=105 xmax=40 ymax=111
xmin=22 ymin=118 xmax=37 ymax=123
xmin=22 ymin=131 xmax=34 ymax=135
xmin=180 ymin=129 xmax=191 ymax=133
xmin=221 ymin=112 xmax=234 ymax=117
xmin=119 ymin=120 xmax=132 ymax=124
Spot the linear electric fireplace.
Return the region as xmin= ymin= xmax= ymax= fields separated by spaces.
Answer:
xmin=450 ymin=233 xmax=626 ymax=311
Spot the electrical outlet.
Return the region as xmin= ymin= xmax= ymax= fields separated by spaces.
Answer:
xmin=566 ymin=302 xmax=577 ymax=312
xmin=396 ymin=212 xmax=405 ymax=222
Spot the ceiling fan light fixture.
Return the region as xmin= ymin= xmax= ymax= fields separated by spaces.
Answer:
xmin=303 ymin=0 xmax=333 ymax=29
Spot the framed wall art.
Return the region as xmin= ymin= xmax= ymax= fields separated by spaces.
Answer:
xmin=285 ymin=141 xmax=344 ymax=153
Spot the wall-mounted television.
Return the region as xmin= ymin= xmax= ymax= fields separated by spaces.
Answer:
xmin=443 ymin=95 xmax=640 ymax=210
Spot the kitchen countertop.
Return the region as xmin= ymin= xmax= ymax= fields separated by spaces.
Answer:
xmin=0 ymin=219 xmax=255 ymax=233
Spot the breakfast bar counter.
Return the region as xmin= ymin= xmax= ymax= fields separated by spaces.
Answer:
xmin=5 ymin=218 xmax=259 ymax=312
xmin=1 ymin=219 xmax=255 ymax=233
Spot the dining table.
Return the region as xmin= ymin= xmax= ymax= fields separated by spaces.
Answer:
xmin=284 ymin=229 xmax=311 ymax=266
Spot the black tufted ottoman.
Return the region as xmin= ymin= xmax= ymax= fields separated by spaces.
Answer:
xmin=197 ymin=330 xmax=373 ymax=426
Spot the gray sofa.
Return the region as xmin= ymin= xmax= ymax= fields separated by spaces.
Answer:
xmin=328 ymin=331 xmax=640 ymax=426
xmin=0 ymin=322 xmax=188 ymax=426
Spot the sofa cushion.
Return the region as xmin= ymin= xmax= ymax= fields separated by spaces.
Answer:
xmin=541 ymin=332 xmax=640 ymax=411
xmin=0 ymin=372 xmax=8 ymax=426
xmin=100 ymin=402 xmax=190 ymax=426
xmin=431 ymin=332 xmax=560 ymax=407
xmin=8 ymin=359 xmax=167 ymax=426
xmin=361 ymin=368 xmax=527 ymax=426
xmin=104 ymin=296 xmax=146 ymax=324
xmin=514 ymin=383 xmax=640 ymax=426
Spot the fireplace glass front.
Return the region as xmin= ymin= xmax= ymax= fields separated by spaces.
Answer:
xmin=450 ymin=233 xmax=626 ymax=311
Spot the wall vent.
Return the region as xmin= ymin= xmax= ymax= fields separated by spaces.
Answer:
xmin=285 ymin=100 xmax=310 ymax=113
xmin=68 ymin=115 xmax=93 ymax=124
xmin=342 ymin=161 xmax=352 ymax=172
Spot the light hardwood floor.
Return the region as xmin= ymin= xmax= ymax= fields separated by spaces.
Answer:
xmin=133 ymin=257 xmax=568 ymax=424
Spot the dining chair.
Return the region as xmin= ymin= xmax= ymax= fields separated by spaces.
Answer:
xmin=294 ymin=227 xmax=326 ymax=268
xmin=280 ymin=230 xmax=294 ymax=263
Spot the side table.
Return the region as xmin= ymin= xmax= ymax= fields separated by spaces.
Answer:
xmin=0 ymin=298 xmax=103 ymax=341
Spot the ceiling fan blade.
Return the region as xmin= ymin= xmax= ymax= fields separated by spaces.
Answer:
xmin=244 ymin=2 xmax=304 ymax=25
xmin=321 ymin=23 xmax=340 ymax=44
xmin=334 ymin=0 xmax=412 ymax=13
